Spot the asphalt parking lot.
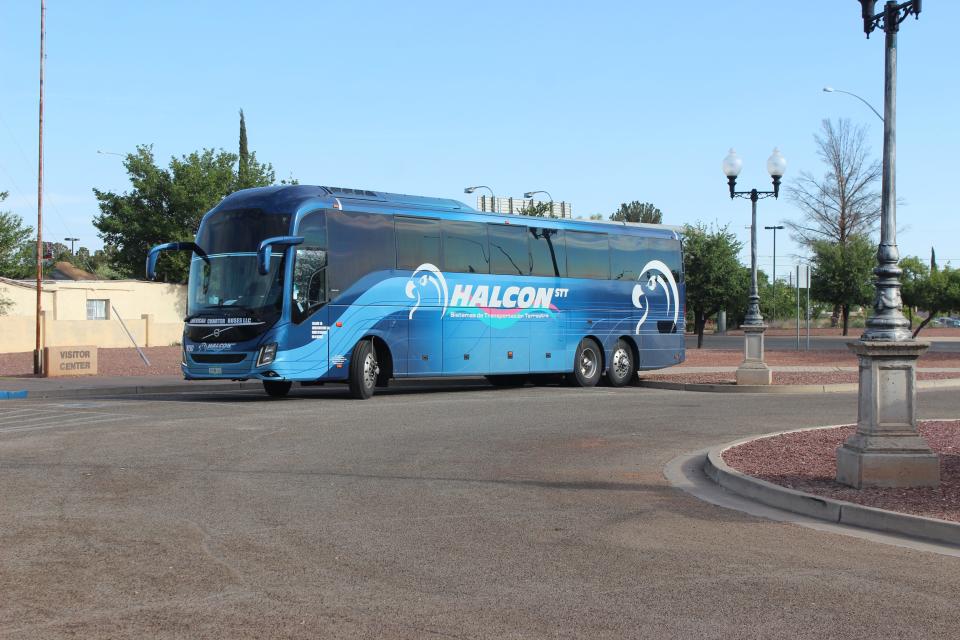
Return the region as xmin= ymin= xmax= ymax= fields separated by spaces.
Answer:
xmin=2 ymin=383 xmax=959 ymax=638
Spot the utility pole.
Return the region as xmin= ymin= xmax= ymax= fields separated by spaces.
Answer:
xmin=34 ymin=0 xmax=45 ymax=376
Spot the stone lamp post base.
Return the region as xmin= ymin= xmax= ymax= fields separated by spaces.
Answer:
xmin=836 ymin=340 xmax=939 ymax=489
xmin=736 ymin=324 xmax=771 ymax=386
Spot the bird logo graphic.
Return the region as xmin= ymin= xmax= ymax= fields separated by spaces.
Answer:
xmin=405 ymin=263 xmax=449 ymax=320
xmin=631 ymin=260 xmax=679 ymax=334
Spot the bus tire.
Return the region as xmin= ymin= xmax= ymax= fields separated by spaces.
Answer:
xmin=567 ymin=338 xmax=603 ymax=388
xmin=607 ymin=339 xmax=636 ymax=387
xmin=348 ymin=340 xmax=378 ymax=400
xmin=263 ymin=380 xmax=292 ymax=397
xmin=485 ymin=374 xmax=528 ymax=387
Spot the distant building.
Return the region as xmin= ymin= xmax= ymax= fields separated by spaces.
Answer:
xmin=475 ymin=195 xmax=572 ymax=219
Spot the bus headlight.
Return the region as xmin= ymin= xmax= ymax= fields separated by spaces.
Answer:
xmin=257 ymin=342 xmax=278 ymax=367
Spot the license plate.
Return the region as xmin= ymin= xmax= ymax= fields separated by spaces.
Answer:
xmin=208 ymin=367 xmax=222 ymax=375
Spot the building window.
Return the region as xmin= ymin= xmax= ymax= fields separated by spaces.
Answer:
xmin=86 ymin=299 xmax=109 ymax=320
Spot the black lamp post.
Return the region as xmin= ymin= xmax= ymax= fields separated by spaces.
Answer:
xmin=836 ymin=0 xmax=938 ymax=489
xmin=858 ymin=0 xmax=919 ymax=342
xmin=722 ymin=148 xmax=786 ymax=386
xmin=722 ymin=148 xmax=786 ymax=325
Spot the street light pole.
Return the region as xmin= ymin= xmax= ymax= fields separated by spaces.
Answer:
xmin=764 ymin=225 xmax=784 ymax=323
xmin=464 ymin=185 xmax=496 ymax=213
xmin=523 ymin=190 xmax=555 ymax=217
xmin=722 ymin=148 xmax=786 ymax=386
xmin=822 ymin=86 xmax=884 ymax=122
xmin=65 ymin=237 xmax=79 ymax=254
xmin=836 ymin=0 xmax=938 ymax=489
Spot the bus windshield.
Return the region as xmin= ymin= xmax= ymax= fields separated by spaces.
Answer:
xmin=187 ymin=208 xmax=291 ymax=319
xmin=187 ymin=254 xmax=284 ymax=319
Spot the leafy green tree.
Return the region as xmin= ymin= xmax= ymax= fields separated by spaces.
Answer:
xmin=522 ymin=201 xmax=556 ymax=218
xmin=809 ymin=234 xmax=876 ymax=336
xmin=0 ymin=191 xmax=35 ymax=278
xmin=756 ymin=273 xmax=805 ymax=326
xmin=683 ymin=223 xmax=745 ymax=348
xmin=93 ymin=144 xmax=278 ymax=282
xmin=610 ymin=201 xmax=662 ymax=224
xmin=901 ymin=256 xmax=960 ymax=337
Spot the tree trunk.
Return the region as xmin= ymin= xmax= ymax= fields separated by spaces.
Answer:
xmin=841 ymin=305 xmax=850 ymax=336
xmin=696 ymin=311 xmax=706 ymax=349
xmin=912 ymin=312 xmax=937 ymax=338
xmin=830 ymin=304 xmax=840 ymax=328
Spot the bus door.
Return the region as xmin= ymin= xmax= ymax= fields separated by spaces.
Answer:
xmin=290 ymin=211 xmax=330 ymax=376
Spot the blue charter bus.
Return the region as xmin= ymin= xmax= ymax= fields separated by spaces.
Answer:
xmin=147 ymin=185 xmax=684 ymax=399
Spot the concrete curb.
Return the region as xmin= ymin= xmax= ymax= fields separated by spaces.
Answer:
xmin=20 ymin=381 xmax=264 ymax=399
xmin=705 ymin=427 xmax=960 ymax=547
xmin=639 ymin=377 xmax=960 ymax=394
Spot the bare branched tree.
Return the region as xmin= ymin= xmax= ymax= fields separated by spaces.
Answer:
xmin=786 ymin=118 xmax=881 ymax=247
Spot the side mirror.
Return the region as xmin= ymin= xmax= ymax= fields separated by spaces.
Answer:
xmin=256 ymin=236 xmax=304 ymax=275
xmin=146 ymin=242 xmax=209 ymax=280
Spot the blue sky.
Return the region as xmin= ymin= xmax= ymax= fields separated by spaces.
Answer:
xmin=2 ymin=1 xmax=958 ymax=279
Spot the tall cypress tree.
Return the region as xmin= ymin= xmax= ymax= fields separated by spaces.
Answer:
xmin=238 ymin=109 xmax=249 ymax=188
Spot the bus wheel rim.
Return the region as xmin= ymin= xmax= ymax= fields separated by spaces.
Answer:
xmin=613 ymin=347 xmax=630 ymax=378
xmin=580 ymin=347 xmax=598 ymax=379
xmin=363 ymin=353 xmax=378 ymax=388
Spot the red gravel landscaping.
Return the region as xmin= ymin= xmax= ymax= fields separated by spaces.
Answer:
xmin=681 ymin=348 xmax=960 ymax=369
xmin=0 ymin=347 xmax=182 ymax=378
xmin=723 ymin=421 xmax=960 ymax=523
xmin=641 ymin=371 xmax=960 ymax=386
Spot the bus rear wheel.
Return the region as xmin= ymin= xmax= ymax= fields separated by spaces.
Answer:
xmin=567 ymin=338 xmax=603 ymax=388
xmin=607 ymin=339 xmax=636 ymax=387
xmin=263 ymin=380 xmax=292 ymax=397
xmin=348 ymin=340 xmax=379 ymax=400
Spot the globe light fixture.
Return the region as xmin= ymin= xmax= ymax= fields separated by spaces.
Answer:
xmin=722 ymin=147 xmax=787 ymax=385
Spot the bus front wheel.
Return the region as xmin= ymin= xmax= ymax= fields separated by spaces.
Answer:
xmin=263 ymin=380 xmax=292 ymax=397
xmin=567 ymin=338 xmax=602 ymax=388
xmin=348 ymin=340 xmax=378 ymax=400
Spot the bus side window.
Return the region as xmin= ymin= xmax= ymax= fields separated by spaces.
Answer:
xmin=530 ymin=227 xmax=566 ymax=277
xmin=610 ymin=234 xmax=644 ymax=281
xmin=292 ymin=210 xmax=328 ymax=323
xmin=443 ymin=220 xmax=489 ymax=274
xmin=488 ymin=224 xmax=529 ymax=276
xmin=643 ymin=237 xmax=684 ymax=283
xmin=396 ymin=217 xmax=441 ymax=270
xmin=328 ymin=211 xmax=396 ymax=295
xmin=566 ymin=230 xmax=610 ymax=280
